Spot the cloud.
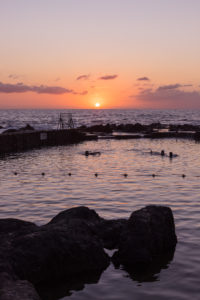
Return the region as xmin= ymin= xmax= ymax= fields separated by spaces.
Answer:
xmin=0 ymin=82 xmax=86 ymax=95
xmin=137 ymin=77 xmax=150 ymax=81
xmin=73 ymin=90 xmax=88 ymax=96
xmin=157 ymin=84 xmax=182 ymax=91
xmin=0 ymin=82 xmax=30 ymax=93
xmin=99 ymin=74 xmax=118 ymax=80
xmin=76 ymin=74 xmax=90 ymax=81
xmin=31 ymin=85 xmax=74 ymax=94
xmin=8 ymin=74 xmax=20 ymax=80
xmin=135 ymin=85 xmax=200 ymax=108
xmin=183 ymin=84 xmax=193 ymax=87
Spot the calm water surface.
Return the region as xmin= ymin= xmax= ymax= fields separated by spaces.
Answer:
xmin=0 ymin=137 xmax=200 ymax=299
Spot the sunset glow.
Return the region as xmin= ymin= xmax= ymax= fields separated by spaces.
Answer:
xmin=0 ymin=0 xmax=200 ymax=109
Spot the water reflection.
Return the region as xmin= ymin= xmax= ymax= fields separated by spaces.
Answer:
xmin=119 ymin=250 xmax=175 ymax=283
xmin=35 ymin=249 xmax=176 ymax=300
xmin=36 ymin=270 xmax=104 ymax=300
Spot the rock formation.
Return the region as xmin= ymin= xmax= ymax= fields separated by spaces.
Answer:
xmin=0 ymin=205 xmax=177 ymax=300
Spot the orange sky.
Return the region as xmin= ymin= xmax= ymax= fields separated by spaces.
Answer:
xmin=0 ymin=0 xmax=200 ymax=109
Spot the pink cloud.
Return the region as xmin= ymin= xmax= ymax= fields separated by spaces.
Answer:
xmin=137 ymin=77 xmax=150 ymax=81
xmin=135 ymin=84 xmax=200 ymax=108
xmin=76 ymin=74 xmax=90 ymax=80
xmin=99 ymin=74 xmax=118 ymax=80
xmin=0 ymin=82 xmax=86 ymax=95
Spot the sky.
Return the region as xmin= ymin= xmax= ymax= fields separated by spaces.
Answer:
xmin=0 ymin=0 xmax=200 ymax=109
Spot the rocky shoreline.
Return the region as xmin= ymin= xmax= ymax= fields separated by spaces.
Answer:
xmin=78 ymin=122 xmax=200 ymax=140
xmin=0 ymin=206 xmax=177 ymax=300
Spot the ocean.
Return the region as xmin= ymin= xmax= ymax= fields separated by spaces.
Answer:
xmin=1 ymin=108 xmax=200 ymax=130
xmin=0 ymin=109 xmax=200 ymax=299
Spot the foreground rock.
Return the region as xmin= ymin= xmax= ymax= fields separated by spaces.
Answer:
xmin=0 ymin=277 xmax=41 ymax=300
xmin=0 ymin=206 xmax=177 ymax=300
xmin=112 ymin=206 xmax=177 ymax=268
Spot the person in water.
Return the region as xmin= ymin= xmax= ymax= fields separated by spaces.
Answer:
xmin=161 ymin=150 xmax=165 ymax=156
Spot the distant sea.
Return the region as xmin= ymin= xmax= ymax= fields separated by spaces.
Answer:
xmin=1 ymin=109 xmax=200 ymax=130
xmin=0 ymin=108 xmax=200 ymax=300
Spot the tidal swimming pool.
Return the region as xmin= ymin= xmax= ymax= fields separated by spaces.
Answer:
xmin=0 ymin=138 xmax=200 ymax=299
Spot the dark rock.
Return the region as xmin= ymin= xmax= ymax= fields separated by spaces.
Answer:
xmin=0 ymin=208 xmax=108 ymax=285
xmin=169 ymin=124 xmax=200 ymax=132
xmin=79 ymin=124 xmax=113 ymax=133
xmin=144 ymin=131 xmax=194 ymax=139
xmin=9 ymin=225 xmax=109 ymax=284
xmin=194 ymin=131 xmax=200 ymax=140
xmin=0 ymin=219 xmax=39 ymax=297
xmin=112 ymin=205 xmax=177 ymax=268
xmin=0 ymin=218 xmax=38 ymax=235
xmin=0 ymin=277 xmax=41 ymax=300
xmin=48 ymin=206 xmax=101 ymax=226
xmin=0 ymin=206 xmax=177 ymax=299
xmin=18 ymin=124 xmax=35 ymax=131
xmin=2 ymin=129 xmax=17 ymax=134
xmin=48 ymin=207 xmax=127 ymax=250
xmin=0 ymin=219 xmax=38 ymax=257
xmin=149 ymin=122 xmax=163 ymax=130
xmin=94 ymin=219 xmax=127 ymax=249
xmin=116 ymin=123 xmax=146 ymax=133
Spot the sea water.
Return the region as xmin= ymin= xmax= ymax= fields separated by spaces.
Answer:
xmin=1 ymin=108 xmax=200 ymax=130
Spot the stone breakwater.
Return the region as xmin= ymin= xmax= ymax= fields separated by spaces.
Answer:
xmin=0 ymin=128 xmax=97 ymax=155
xmin=0 ymin=206 xmax=177 ymax=300
xmin=1 ymin=121 xmax=200 ymax=155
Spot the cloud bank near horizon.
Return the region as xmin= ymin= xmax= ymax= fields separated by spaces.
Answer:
xmin=0 ymin=82 xmax=87 ymax=95
xmin=135 ymin=84 xmax=200 ymax=108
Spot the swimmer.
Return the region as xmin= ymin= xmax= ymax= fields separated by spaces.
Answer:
xmin=161 ymin=150 xmax=165 ymax=156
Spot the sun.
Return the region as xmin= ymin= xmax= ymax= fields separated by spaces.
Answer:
xmin=95 ymin=102 xmax=100 ymax=108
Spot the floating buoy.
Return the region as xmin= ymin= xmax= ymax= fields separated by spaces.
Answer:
xmin=41 ymin=172 xmax=45 ymax=176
